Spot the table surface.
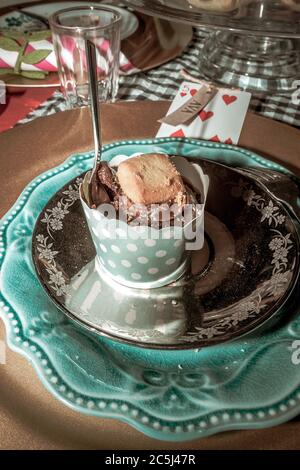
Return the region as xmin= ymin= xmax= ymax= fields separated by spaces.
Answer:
xmin=18 ymin=25 xmax=300 ymax=130
xmin=1 ymin=1 xmax=298 ymax=129
xmin=0 ymin=101 xmax=300 ymax=449
xmin=1 ymin=0 xmax=300 ymax=452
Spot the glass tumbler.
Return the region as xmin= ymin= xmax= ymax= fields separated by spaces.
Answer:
xmin=49 ymin=6 xmax=121 ymax=108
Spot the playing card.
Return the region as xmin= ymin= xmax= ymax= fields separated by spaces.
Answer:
xmin=156 ymin=81 xmax=251 ymax=145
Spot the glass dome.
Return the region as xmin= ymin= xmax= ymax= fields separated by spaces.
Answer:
xmin=123 ymin=0 xmax=300 ymax=92
xmin=123 ymin=0 xmax=300 ymax=37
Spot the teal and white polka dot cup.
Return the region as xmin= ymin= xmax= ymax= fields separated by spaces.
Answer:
xmin=80 ymin=154 xmax=209 ymax=289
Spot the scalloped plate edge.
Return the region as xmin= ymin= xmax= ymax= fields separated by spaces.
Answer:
xmin=1 ymin=137 xmax=300 ymax=442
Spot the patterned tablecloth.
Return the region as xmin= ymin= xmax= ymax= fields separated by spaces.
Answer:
xmin=18 ymin=28 xmax=300 ymax=129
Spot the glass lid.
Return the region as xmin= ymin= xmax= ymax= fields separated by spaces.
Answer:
xmin=122 ymin=0 xmax=300 ymax=37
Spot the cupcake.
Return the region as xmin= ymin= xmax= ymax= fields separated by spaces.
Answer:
xmin=80 ymin=152 xmax=208 ymax=289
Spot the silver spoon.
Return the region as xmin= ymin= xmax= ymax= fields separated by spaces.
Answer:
xmin=85 ymin=39 xmax=110 ymax=207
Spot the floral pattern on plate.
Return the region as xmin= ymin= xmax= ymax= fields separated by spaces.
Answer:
xmin=32 ymin=150 xmax=299 ymax=348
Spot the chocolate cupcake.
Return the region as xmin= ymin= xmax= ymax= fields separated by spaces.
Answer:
xmin=80 ymin=153 xmax=208 ymax=289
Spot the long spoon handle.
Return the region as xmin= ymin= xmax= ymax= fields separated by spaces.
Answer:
xmin=85 ymin=39 xmax=102 ymax=176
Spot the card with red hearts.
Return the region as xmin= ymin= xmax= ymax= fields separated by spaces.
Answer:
xmin=156 ymin=81 xmax=251 ymax=144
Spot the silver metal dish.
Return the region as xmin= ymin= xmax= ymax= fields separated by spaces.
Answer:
xmin=32 ymin=159 xmax=300 ymax=349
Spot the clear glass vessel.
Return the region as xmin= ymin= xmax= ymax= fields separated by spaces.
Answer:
xmin=50 ymin=6 xmax=121 ymax=108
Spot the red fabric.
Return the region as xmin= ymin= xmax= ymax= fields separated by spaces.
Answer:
xmin=0 ymin=87 xmax=58 ymax=132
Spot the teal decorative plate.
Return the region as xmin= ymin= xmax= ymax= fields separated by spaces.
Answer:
xmin=1 ymin=138 xmax=300 ymax=441
xmin=32 ymin=158 xmax=299 ymax=349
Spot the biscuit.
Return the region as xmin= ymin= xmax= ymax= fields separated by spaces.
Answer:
xmin=116 ymin=153 xmax=185 ymax=205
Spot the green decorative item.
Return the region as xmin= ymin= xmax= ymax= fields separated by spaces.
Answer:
xmin=0 ymin=36 xmax=21 ymax=51
xmin=22 ymin=49 xmax=52 ymax=65
xmin=0 ymin=30 xmax=52 ymax=79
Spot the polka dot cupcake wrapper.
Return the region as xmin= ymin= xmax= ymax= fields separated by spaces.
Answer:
xmin=79 ymin=153 xmax=208 ymax=288
xmin=81 ymin=197 xmax=193 ymax=288
xmin=95 ymin=256 xmax=189 ymax=290
xmin=83 ymin=202 xmax=191 ymax=288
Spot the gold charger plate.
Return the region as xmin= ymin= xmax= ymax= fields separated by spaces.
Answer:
xmin=0 ymin=101 xmax=300 ymax=448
